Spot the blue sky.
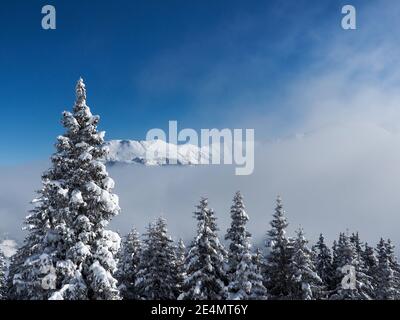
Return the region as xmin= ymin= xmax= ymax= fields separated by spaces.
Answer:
xmin=0 ymin=0 xmax=389 ymax=164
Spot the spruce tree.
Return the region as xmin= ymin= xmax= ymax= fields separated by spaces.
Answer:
xmin=362 ymin=243 xmax=378 ymax=298
xmin=179 ymin=198 xmax=227 ymax=300
xmin=225 ymin=192 xmax=267 ymax=300
xmin=350 ymin=232 xmax=364 ymax=264
xmin=135 ymin=218 xmax=178 ymax=300
xmin=350 ymin=233 xmax=373 ymax=291
xmin=9 ymin=189 xmax=60 ymax=299
xmin=116 ymin=228 xmax=141 ymax=300
xmin=290 ymin=229 xmax=322 ymax=300
xmin=330 ymin=240 xmax=340 ymax=290
xmin=384 ymin=239 xmax=400 ymax=298
xmin=0 ymin=251 xmax=6 ymax=299
xmin=313 ymin=233 xmax=334 ymax=291
xmin=375 ymin=238 xmax=397 ymax=300
xmin=176 ymin=239 xmax=186 ymax=295
xmin=264 ymin=196 xmax=294 ymax=299
xmin=6 ymin=250 xmax=20 ymax=299
xmin=13 ymin=79 xmax=121 ymax=300
xmin=226 ymin=192 xmax=251 ymax=274
xmin=362 ymin=243 xmax=378 ymax=275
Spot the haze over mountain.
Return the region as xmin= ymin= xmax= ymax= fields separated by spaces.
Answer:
xmin=3 ymin=121 xmax=400 ymax=255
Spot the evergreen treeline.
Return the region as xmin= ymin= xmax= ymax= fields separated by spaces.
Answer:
xmin=115 ymin=195 xmax=400 ymax=300
xmin=1 ymin=79 xmax=400 ymax=300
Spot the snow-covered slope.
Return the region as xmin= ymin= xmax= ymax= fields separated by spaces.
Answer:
xmin=104 ymin=140 xmax=211 ymax=166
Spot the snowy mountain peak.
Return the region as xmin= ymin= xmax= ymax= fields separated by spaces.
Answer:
xmin=104 ymin=140 xmax=211 ymax=166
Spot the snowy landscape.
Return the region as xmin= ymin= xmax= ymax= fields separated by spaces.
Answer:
xmin=1 ymin=79 xmax=400 ymax=301
xmin=2 ymin=0 xmax=400 ymax=304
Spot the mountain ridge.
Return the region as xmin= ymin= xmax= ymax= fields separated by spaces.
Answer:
xmin=104 ymin=139 xmax=211 ymax=166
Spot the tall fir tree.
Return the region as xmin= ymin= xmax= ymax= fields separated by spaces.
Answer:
xmin=226 ymin=192 xmax=251 ymax=274
xmin=313 ymin=233 xmax=334 ymax=292
xmin=0 ymin=251 xmax=6 ymax=299
xmin=384 ymin=239 xmax=400 ymax=298
xmin=225 ymin=192 xmax=267 ymax=300
xmin=264 ymin=196 xmax=294 ymax=299
xmin=135 ymin=218 xmax=178 ymax=300
xmin=350 ymin=232 xmax=364 ymax=265
xmin=179 ymin=198 xmax=227 ymax=300
xmin=331 ymin=240 xmax=338 ymax=266
xmin=349 ymin=233 xmax=373 ymax=293
xmin=12 ymin=79 xmax=121 ymax=300
xmin=176 ymin=239 xmax=186 ymax=295
xmin=8 ymin=189 xmax=59 ymax=299
xmin=362 ymin=243 xmax=378 ymax=275
xmin=290 ymin=229 xmax=322 ymax=300
xmin=116 ymin=228 xmax=141 ymax=300
xmin=362 ymin=242 xmax=378 ymax=298
xmin=375 ymin=238 xmax=397 ymax=300
xmin=330 ymin=239 xmax=341 ymax=293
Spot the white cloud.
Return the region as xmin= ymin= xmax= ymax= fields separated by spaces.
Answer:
xmin=2 ymin=120 xmax=400 ymax=249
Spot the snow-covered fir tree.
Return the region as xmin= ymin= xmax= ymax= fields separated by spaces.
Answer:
xmin=176 ymin=239 xmax=186 ymax=295
xmin=264 ymin=196 xmax=294 ymax=299
xmin=135 ymin=218 xmax=178 ymax=300
xmin=384 ymin=239 xmax=400 ymax=298
xmin=225 ymin=192 xmax=267 ymax=300
xmin=350 ymin=232 xmax=364 ymax=265
xmin=330 ymin=233 xmax=373 ymax=300
xmin=8 ymin=190 xmax=58 ymax=299
xmin=226 ymin=192 xmax=251 ymax=275
xmin=375 ymin=238 xmax=398 ymax=300
xmin=362 ymin=242 xmax=378 ymax=298
xmin=116 ymin=228 xmax=141 ymax=300
xmin=290 ymin=229 xmax=322 ymax=300
xmin=12 ymin=79 xmax=121 ymax=300
xmin=0 ymin=251 xmax=6 ymax=299
xmin=331 ymin=239 xmax=339 ymax=286
xmin=362 ymin=243 xmax=378 ymax=276
xmin=350 ymin=233 xmax=373 ymax=294
xmin=313 ymin=233 xmax=334 ymax=292
xmin=179 ymin=198 xmax=227 ymax=300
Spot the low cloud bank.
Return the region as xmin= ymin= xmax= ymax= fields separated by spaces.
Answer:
xmin=3 ymin=123 xmax=400 ymax=249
